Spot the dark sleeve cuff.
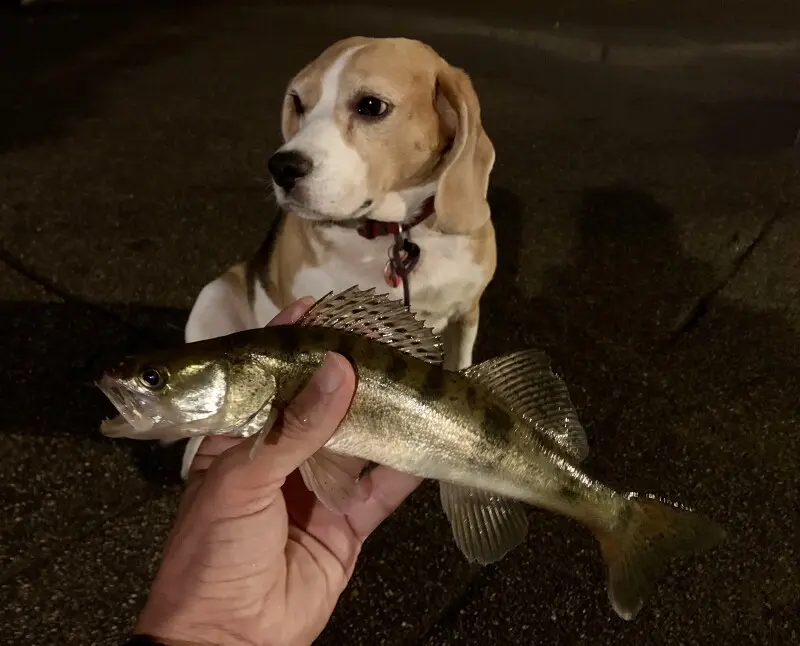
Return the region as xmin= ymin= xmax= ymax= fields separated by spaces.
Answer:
xmin=123 ymin=636 xmax=168 ymax=646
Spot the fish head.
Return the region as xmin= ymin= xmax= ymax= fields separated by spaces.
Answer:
xmin=96 ymin=343 xmax=275 ymax=442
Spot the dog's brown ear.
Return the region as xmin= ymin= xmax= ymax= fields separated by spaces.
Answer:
xmin=432 ymin=64 xmax=495 ymax=235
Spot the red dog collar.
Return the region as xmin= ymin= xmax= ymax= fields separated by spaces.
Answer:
xmin=355 ymin=196 xmax=435 ymax=240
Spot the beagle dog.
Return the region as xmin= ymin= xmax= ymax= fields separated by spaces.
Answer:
xmin=180 ymin=36 xmax=497 ymax=478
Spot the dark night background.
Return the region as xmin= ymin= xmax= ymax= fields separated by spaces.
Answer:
xmin=0 ymin=1 xmax=798 ymax=644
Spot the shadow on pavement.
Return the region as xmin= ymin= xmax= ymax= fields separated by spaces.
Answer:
xmin=0 ymin=298 xmax=188 ymax=484
xmin=390 ymin=182 xmax=800 ymax=642
xmin=478 ymin=183 xmax=712 ymax=432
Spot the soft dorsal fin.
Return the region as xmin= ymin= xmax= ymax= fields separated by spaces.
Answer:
xmin=295 ymin=286 xmax=444 ymax=365
xmin=462 ymin=350 xmax=589 ymax=462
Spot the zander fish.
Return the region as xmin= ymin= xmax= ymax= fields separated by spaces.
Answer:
xmin=96 ymin=286 xmax=724 ymax=620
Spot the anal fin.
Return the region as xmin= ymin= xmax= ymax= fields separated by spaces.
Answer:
xmin=299 ymin=449 xmax=371 ymax=515
xmin=440 ymin=482 xmax=529 ymax=565
xmin=462 ymin=350 xmax=589 ymax=462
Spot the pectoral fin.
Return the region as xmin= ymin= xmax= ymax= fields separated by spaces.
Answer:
xmin=440 ymin=482 xmax=529 ymax=565
xmin=299 ymin=449 xmax=371 ymax=515
xmin=180 ymin=436 xmax=204 ymax=481
xmin=246 ymin=373 xmax=281 ymax=461
xmin=247 ymin=404 xmax=281 ymax=462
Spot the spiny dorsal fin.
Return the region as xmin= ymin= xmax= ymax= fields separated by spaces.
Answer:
xmin=295 ymin=286 xmax=444 ymax=365
xmin=462 ymin=349 xmax=589 ymax=462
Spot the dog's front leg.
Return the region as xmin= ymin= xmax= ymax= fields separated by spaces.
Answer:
xmin=442 ymin=304 xmax=480 ymax=371
xmin=185 ymin=264 xmax=259 ymax=343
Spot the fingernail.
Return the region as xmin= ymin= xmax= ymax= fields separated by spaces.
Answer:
xmin=288 ymin=297 xmax=316 ymax=321
xmin=313 ymin=352 xmax=347 ymax=394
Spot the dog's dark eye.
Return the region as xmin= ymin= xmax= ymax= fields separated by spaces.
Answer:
xmin=139 ymin=367 xmax=166 ymax=390
xmin=290 ymin=93 xmax=305 ymax=116
xmin=356 ymin=95 xmax=390 ymax=119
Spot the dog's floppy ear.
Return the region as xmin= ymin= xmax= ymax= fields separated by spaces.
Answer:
xmin=432 ymin=64 xmax=495 ymax=235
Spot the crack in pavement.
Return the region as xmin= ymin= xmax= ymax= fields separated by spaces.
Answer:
xmin=0 ymin=246 xmax=171 ymax=345
xmin=662 ymin=200 xmax=791 ymax=346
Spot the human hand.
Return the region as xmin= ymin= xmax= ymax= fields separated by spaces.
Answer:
xmin=133 ymin=298 xmax=422 ymax=646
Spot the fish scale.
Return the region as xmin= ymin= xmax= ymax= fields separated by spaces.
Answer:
xmin=96 ymin=285 xmax=725 ymax=622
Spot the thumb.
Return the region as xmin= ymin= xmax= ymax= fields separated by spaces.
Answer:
xmin=237 ymin=352 xmax=356 ymax=481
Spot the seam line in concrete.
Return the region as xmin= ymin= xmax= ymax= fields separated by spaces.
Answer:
xmin=0 ymin=246 xmax=164 ymax=342
xmin=580 ymin=201 xmax=792 ymax=474
xmin=277 ymin=4 xmax=800 ymax=66
xmin=409 ymin=570 xmax=485 ymax=645
xmin=663 ymin=201 xmax=790 ymax=347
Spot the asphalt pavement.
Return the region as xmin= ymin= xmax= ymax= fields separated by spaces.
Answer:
xmin=0 ymin=2 xmax=798 ymax=644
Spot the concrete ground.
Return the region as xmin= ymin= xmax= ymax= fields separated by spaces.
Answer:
xmin=1 ymin=1 xmax=798 ymax=644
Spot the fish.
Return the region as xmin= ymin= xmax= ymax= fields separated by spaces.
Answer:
xmin=96 ymin=286 xmax=724 ymax=621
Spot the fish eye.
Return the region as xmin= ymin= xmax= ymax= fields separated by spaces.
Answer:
xmin=139 ymin=367 xmax=166 ymax=390
xmin=355 ymin=95 xmax=391 ymax=120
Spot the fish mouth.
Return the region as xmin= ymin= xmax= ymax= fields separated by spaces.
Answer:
xmin=95 ymin=375 xmax=173 ymax=440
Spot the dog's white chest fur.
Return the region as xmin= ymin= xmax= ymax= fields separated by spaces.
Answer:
xmin=292 ymin=225 xmax=485 ymax=334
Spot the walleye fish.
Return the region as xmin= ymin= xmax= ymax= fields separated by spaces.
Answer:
xmin=96 ymin=286 xmax=724 ymax=620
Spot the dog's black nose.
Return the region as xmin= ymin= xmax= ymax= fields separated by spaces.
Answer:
xmin=268 ymin=150 xmax=313 ymax=191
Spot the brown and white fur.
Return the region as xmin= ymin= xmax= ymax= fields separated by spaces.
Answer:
xmin=180 ymin=37 xmax=497 ymax=478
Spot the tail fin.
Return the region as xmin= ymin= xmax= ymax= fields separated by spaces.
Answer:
xmin=594 ymin=493 xmax=725 ymax=621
